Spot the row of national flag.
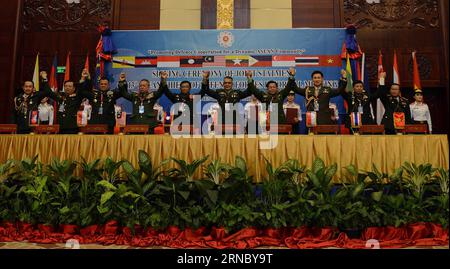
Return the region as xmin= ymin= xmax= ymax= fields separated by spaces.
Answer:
xmin=31 ymin=52 xmax=89 ymax=121
xmin=111 ymin=55 xmax=343 ymax=69
xmin=31 ymin=52 xmax=90 ymax=93
xmin=344 ymin=49 xmax=423 ymax=125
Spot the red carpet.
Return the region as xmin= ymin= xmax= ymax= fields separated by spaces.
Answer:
xmin=0 ymin=222 xmax=447 ymax=249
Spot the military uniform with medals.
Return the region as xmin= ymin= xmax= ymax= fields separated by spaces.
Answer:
xmin=12 ymin=85 xmax=49 ymax=134
xmin=378 ymin=85 xmax=412 ymax=134
xmin=43 ymin=80 xmax=90 ymax=134
xmin=163 ymin=82 xmax=195 ymax=124
xmin=288 ymin=76 xmax=347 ymax=125
xmin=82 ymin=79 xmax=124 ymax=133
xmin=247 ymin=77 xmax=297 ymax=125
xmin=201 ymin=79 xmax=252 ymax=128
xmin=120 ymin=80 xmax=164 ymax=132
xmin=341 ymin=88 xmax=381 ymax=130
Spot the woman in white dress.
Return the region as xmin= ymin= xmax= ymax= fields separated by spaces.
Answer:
xmin=410 ymin=89 xmax=432 ymax=134
xmin=38 ymin=97 xmax=54 ymax=125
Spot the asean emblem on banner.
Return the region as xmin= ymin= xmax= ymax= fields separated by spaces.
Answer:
xmin=350 ymin=112 xmax=362 ymax=129
xmin=393 ymin=112 xmax=406 ymax=130
xmin=218 ymin=31 xmax=234 ymax=48
xmin=306 ymin=112 xmax=317 ymax=127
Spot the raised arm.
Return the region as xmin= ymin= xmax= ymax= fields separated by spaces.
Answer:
xmin=237 ymin=70 xmax=254 ymax=100
xmin=245 ymin=70 xmax=266 ymax=102
xmin=36 ymin=71 xmax=60 ymax=102
xmin=160 ymin=71 xmax=177 ymax=103
xmin=284 ymin=68 xmax=306 ymax=97
xmin=200 ymin=71 xmax=220 ymax=100
xmin=329 ymin=69 xmax=348 ymax=98
xmin=77 ymin=69 xmax=95 ymax=100
xmin=371 ymin=72 xmax=388 ymax=102
xmin=117 ymin=72 xmax=134 ymax=102
xmin=239 ymin=85 xmax=252 ymax=100
xmin=152 ymin=72 xmax=167 ymax=101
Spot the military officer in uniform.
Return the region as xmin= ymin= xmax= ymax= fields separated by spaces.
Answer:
xmin=341 ymin=80 xmax=379 ymax=132
xmin=287 ymin=68 xmax=347 ymax=125
xmin=82 ymin=72 xmax=124 ymax=133
xmin=12 ymin=75 xmax=49 ymax=134
xmin=119 ymin=72 xmax=165 ymax=133
xmin=201 ymin=71 xmax=252 ymax=132
xmin=377 ymin=72 xmax=413 ymax=134
xmin=246 ymin=70 xmax=295 ymax=126
xmin=162 ymin=75 xmax=196 ymax=125
xmin=42 ymin=69 xmax=91 ymax=134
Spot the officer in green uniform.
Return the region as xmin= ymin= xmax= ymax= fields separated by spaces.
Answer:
xmin=341 ymin=80 xmax=383 ymax=133
xmin=82 ymin=71 xmax=124 ymax=133
xmin=162 ymin=76 xmax=195 ymax=125
xmin=42 ymin=69 xmax=91 ymax=134
xmin=377 ymin=72 xmax=412 ymax=134
xmin=245 ymin=70 xmax=295 ymax=125
xmin=200 ymin=71 xmax=252 ymax=132
xmin=12 ymin=74 xmax=49 ymax=134
xmin=341 ymin=80 xmax=376 ymax=125
xmin=119 ymin=72 xmax=165 ymax=133
xmin=288 ymin=68 xmax=347 ymax=125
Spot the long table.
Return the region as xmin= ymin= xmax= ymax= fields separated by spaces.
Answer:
xmin=0 ymin=134 xmax=448 ymax=182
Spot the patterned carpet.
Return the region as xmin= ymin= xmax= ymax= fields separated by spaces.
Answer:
xmin=0 ymin=241 xmax=448 ymax=249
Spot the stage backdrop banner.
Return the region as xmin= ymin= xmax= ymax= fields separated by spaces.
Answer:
xmin=105 ymin=29 xmax=346 ymax=132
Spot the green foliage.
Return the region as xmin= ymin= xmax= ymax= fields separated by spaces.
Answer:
xmin=402 ymin=162 xmax=435 ymax=199
xmin=0 ymin=155 xmax=447 ymax=232
xmin=204 ymin=160 xmax=231 ymax=185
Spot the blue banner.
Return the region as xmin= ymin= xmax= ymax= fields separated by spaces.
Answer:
xmin=106 ymin=28 xmax=346 ymax=133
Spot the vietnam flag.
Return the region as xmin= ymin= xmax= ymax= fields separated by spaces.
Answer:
xmin=319 ymin=55 xmax=342 ymax=67
xmin=412 ymin=51 xmax=422 ymax=90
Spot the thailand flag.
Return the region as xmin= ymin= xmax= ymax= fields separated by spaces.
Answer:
xmin=350 ymin=112 xmax=362 ymax=128
xmin=306 ymin=112 xmax=317 ymax=127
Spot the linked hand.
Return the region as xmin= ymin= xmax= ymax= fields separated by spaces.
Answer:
xmin=119 ymin=72 xmax=126 ymax=82
xmin=289 ymin=67 xmax=296 ymax=77
xmin=40 ymin=71 xmax=48 ymax=80
xmin=203 ymin=71 xmax=210 ymax=80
